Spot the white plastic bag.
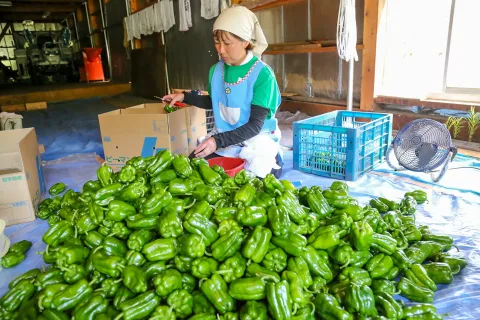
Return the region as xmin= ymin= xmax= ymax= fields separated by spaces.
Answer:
xmin=239 ymin=135 xmax=279 ymax=178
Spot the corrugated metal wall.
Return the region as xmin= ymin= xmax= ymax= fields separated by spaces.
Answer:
xmin=165 ymin=0 xmax=218 ymax=91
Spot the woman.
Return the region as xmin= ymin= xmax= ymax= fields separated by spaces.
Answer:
xmin=163 ymin=6 xmax=283 ymax=178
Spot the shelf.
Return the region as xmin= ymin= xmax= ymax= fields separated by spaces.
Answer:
xmin=238 ymin=0 xmax=306 ymax=11
xmin=264 ymin=42 xmax=364 ymax=55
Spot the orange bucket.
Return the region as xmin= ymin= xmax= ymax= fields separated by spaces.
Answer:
xmin=207 ymin=157 xmax=246 ymax=177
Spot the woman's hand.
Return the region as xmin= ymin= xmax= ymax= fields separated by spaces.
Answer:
xmin=162 ymin=93 xmax=184 ymax=106
xmin=194 ymin=137 xmax=217 ymax=158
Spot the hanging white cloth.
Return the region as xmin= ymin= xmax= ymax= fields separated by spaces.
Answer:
xmin=145 ymin=5 xmax=156 ymax=35
xmin=153 ymin=3 xmax=164 ymax=33
xmin=179 ymin=0 xmax=192 ymax=31
xmin=124 ymin=16 xmax=133 ymax=41
xmin=132 ymin=12 xmax=141 ymax=39
xmin=161 ymin=0 xmax=176 ymax=32
xmin=201 ymin=0 xmax=219 ymax=20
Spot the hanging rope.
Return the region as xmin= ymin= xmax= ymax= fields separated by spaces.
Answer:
xmin=337 ymin=0 xmax=358 ymax=62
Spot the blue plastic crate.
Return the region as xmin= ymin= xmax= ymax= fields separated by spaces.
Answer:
xmin=293 ymin=111 xmax=393 ymax=181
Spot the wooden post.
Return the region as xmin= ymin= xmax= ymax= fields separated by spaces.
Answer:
xmin=360 ymin=0 xmax=380 ymax=111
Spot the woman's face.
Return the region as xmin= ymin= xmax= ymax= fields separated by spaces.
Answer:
xmin=214 ymin=31 xmax=249 ymax=66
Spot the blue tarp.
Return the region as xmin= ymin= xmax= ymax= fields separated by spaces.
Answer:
xmin=1 ymin=151 xmax=480 ymax=319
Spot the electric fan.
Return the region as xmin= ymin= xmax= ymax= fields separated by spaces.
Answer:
xmin=386 ymin=119 xmax=457 ymax=182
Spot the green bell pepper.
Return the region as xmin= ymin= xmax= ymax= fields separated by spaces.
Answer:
xmin=118 ymin=181 xmax=148 ymax=202
xmin=263 ymin=173 xmax=285 ymax=196
xmin=143 ymin=261 xmax=170 ymax=281
xmin=142 ymin=238 xmax=177 ymax=261
xmin=233 ymin=183 xmax=256 ymax=208
xmin=92 ymin=250 xmax=126 ymax=278
xmin=94 ymin=236 xmax=127 ymax=257
xmin=147 ymin=149 xmax=174 ymax=176
xmin=179 ymin=234 xmax=206 ymax=259
xmin=271 ymin=232 xmax=307 ymax=257
xmin=423 ymin=262 xmax=453 ymax=284
xmin=391 ymin=249 xmax=413 ymax=270
xmin=236 ymin=206 xmax=267 ymax=227
xmin=351 ymin=220 xmax=373 ymax=251
xmin=105 ymin=200 xmax=136 ymax=222
xmin=320 ymin=212 xmax=353 ymax=231
xmin=197 ymin=162 xmax=222 ymax=186
xmin=287 ymin=256 xmax=313 ymax=288
xmin=122 ymin=265 xmax=148 ymax=293
xmin=350 ymin=250 xmax=373 ymax=268
xmin=308 ymin=225 xmax=346 ymax=250
xmin=214 ymin=207 xmax=238 ymax=224
xmin=172 ymin=154 xmax=193 ymax=178
xmin=192 ymin=290 xmax=216 ymax=315
xmin=97 ymin=163 xmax=113 ymax=187
xmin=246 ymin=263 xmax=281 ymax=282
xmin=72 ymin=292 xmax=108 ymax=320
xmin=58 ymin=264 xmax=88 ymax=284
xmin=126 ymin=214 xmax=160 ymax=230
xmin=217 ymin=252 xmax=246 ymax=283
xmin=201 ymin=274 xmax=235 ymax=314
xmin=338 ymin=266 xmax=372 ymax=286
xmin=282 ymin=270 xmax=309 ymax=309
xmin=371 ymin=279 xmax=398 ymax=295
xmin=375 ymin=292 xmax=403 ymax=319
xmin=117 ymin=290 xmax=161 ymax=320
xmin=345 ymin=284 xmax=377 ymax=316
xmin=192 ymin=185 xmax=225 ymax=205
xmin=51 ymin=279 xmax=93 ymax=311
xmin=42 ymin=220 xmax=75 ymax=247
xmin=183 ymin=212 xmax=219 ymax=246
xmin=371 ymin=233 xmax=398 ymax=255
xmin=366 ymin=254 xmax=397 ymax=279
xmin=262 ymin=247 xmax=288 ymax=273
xmin=211 ymin=229 xmax=244 ymax=262
xmin=239 ymin=301 xmax=267 ymax=320
xmin=370 ymin=199 xmax=389 ymax=213
xmin=158 ymin=210 xmax=183 ymax=238
xmin=254 ymin=191 xmax=275 ymax=209
xmin=140 ymin=188 xmax=173 ymax=216
xmin=49 ymin=182 xmax=66 ymax=196
xmin=398 ymin=277 xmax=434 ymax=303
xmin=402 ymin=304 xmax=437 ymax=318
xmin=404 ymin=264 xmax=437 ymax=291
xmin=110 ymin=222 xmax=132 ymax=240
xmin=314 ymin=292 xmax=352 ymax=320
xmin=391 ymin=229 xmax=409 ymax=250
xmin=0 ymin=279 xmax=35 ymax=312
xmin=241 ymin=226 xmax=271 ymax=263
xmin=153 ymin=269 xmax=182 ymax=297
xmin=8 ymin=269 xmax=40 ymax=290
xmin=323 ymin=189 xmax=349 ymax=209
xmin=404 ymin=225 xmax=423 ymax=242
xmin=378 ymin=197 xmax=400 ymax=210
xmin=266 ymin=280 xmax=292 ymax=320
xmin=276 ymin=190 xmax=307 ymax=223
xmin=229 ymin=277 xmax=266 ymax=300
xmin=400 ymin=195 xmax=417 ymax=215
xmin=150 ymin=305 xmax=175 ymax=320
xmin=182 ymin=273 xmax=197 ymax=293
xmin=405 ymin=190 xmax=428 ymax=204
xmin=334 ymin=204 xmax=366 ymax=221
xmin=306 ymin=187 xmax=334 ymax=219
xmin=127 ymin=229 xmax=155 ymax=253
xmin=97 ymin=278 xmax=122 ymax=298
xmin=192 ymin=257 xmax=218 ymax=279
xmin=300 ymin=246 xmax=333 ymax=281
xmin=432 ymin=253 xmax=467 ymax=274
xmin=267 ymin=206 xmax=291 ymax=237
xmin=1 ymin=252 xmax=26 ymax=268
xmin=233 ymin=169 xmax=255 ymax=185
xmin=174 ymin=255 xmax=193 ymax=272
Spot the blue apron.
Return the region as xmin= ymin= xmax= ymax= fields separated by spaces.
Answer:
xmin=210 ymin=59 xmax=282 ymax=162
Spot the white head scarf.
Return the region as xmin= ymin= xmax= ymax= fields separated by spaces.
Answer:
xmin=213 ymin=6 xmax=268 ymax=58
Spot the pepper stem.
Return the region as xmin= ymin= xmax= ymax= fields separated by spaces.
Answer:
xmin=339 ymin=258 xmax=351 ymax=269
xmin=204 ymin=251 xmax=212 ymax=257
xmin=183 ymin=198 xmax=196 ymax=209
xmin=214 ymin=269 xmax=233 ymax=275
xmin=453 ymin=244 xmax=460 ymax=252
xmin=46 ymin=245 xmax=50 ymax=255
xmin=292 ymin=303 xmax=298 ymax=316
xmin=38 ymin=295 xmax=45 ymax=311
xmin=117 ymin=264 xmax=126 ymax=269
xmin=307 ymin=301 xmax=316 ymax=315
xmin=260 ymin=275 xmax=278 ymax=283
xmin=113 ymin=313 xmax=124 ymax=320
xmin=93 ymin=246 xmax=104 ymax=255
xmin=199 ymin=278 xmax=209 ymax=287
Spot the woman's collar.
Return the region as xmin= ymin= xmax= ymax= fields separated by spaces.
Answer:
xmin=225 ymin=50 xmax=254 ymax=66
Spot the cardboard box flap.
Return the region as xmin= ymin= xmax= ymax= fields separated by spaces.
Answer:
xmin=0 ymin=152 xmax=23 ymax=172
xmin=121 ymin=107 xmax=166 ymax=115
xmin=0 ymin=129 xmax=31 ymax=153
xmin=18 ymin=129 xmax=45 ymax=207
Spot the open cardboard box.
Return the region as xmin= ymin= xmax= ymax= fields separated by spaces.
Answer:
xmin=99 ymin=103 xmax=207 ymax=167
xmin=0 ymin=128 xmax=46 ymax=226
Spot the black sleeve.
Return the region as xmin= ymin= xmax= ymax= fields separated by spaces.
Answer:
xmin=212 ymin=105 xmax=269 ymax=149
xmin=183 ymin=92 xmax=213 ymax=110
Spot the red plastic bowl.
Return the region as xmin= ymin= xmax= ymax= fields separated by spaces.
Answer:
xmin=207 ymin=157 xmax=246 ymax=177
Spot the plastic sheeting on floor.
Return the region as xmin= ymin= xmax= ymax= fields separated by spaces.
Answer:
xmin=1 ymin=151 xmax=480 ymax=319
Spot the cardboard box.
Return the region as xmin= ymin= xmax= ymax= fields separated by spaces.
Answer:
xmin=25 ymin=102 xmax=47 ymax=111
xmin=0 ymin=128 xmax=46 ymax=226
xmin=99 ymin=103 xmax=191 ymax=166
xmin=185 ymin=107 xmax=208 ymax=154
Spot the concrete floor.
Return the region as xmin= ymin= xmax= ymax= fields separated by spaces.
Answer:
xmin=19 ymin=93 xmax=155 ymax=161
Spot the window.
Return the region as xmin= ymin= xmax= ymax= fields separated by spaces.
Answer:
xmin=443 ymin=0 xmax=480 ymax=94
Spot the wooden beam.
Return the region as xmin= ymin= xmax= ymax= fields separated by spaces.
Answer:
xmin=375 ymin=96 xmax=480 ymax=111
xmin=241 ymin=0 xmax=306 ymax=12
xmin=0 ymin=22 xmax=12 ymax=44
xmin=360 ymin=0 xmax=380 ymax=111
xmin=0 ymin=3 xmax=77 ymax=13
xmin=15 ymin=0 xmax=84 ymax=2
xmin=280 ymin=100 xmax=348 ymax=116
xmin=0 ymin=13 xmax=68 ymax=21
xmin=265 ymin=43 xmax=364 ymax=55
